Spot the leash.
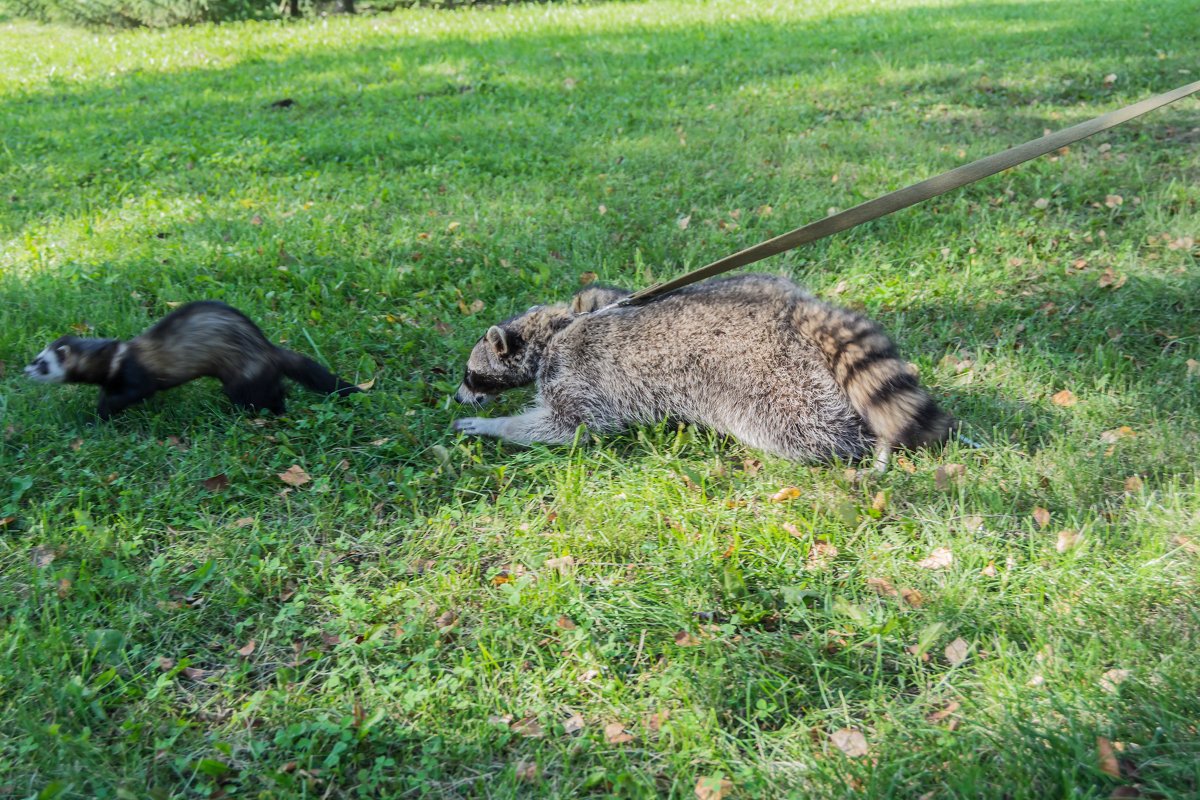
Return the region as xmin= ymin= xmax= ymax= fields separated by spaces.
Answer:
xmin=617 ymin=79 xmax=1200 ymax=307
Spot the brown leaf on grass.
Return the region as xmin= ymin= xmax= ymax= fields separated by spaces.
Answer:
xmin=277 ymin=465 xmax=311 ymax=487
xmin=0 ymin=515 xmax=15 ymax=528
xmin=1102 ymin=73 xmax=1118 ymax=87
xmin=511 ymin=715 xmax=545 ymax=738
xmin=675 ymin=630 xmax=702 ymax=647
xmin=1097 ymin=737 xmax=1121 ymax=778
xmin=232 ymin=517 xmax=255 ymax=529
xmin=646 ymin=710 xmax=669 ymax=733
xmin=435 ymin=610 xmax=458 ymax=632
xmin=871 ymin=492 xmax=888 ymax=512
xmin=69 ymin=437 xmax=83 ymax=451
xmin=867 ymin=577 xmax=898 ymax=598
xmin=31 ymin=546 xmax=56 ymax=569
xmin=468 ymin=299 xmax=485 ymax=314
xmin=770 ymin=486 xmax=800 ymax=502
xmin=1098 ymin=268 xmax=1127 ymax=289
xmin=1104 ymin=194 xmax=1123 ymax=208
xmin=782 ymin=522 xmax=801 ymax=538
xmin=555 ymin=616 xmax=577 ymax=631
xmin=1033 ymin=197 xmax=1050 ymax=210
xmin=157 ymin=656 xmax=176 ymax=671
xmin=1108 ymin=787 xmax=1141 ymax=799
xmin=578 ymin=668 xmax=599 ymax=683
xmin=597 ymin=204 xmax=607 ymax=215
xmin=830 ymin=727 xmax=870 ymax=757
xmin=1123 ymin=476 xmax=1143 ymax=493
xmin=355 ymin=377 xmax=376 ymax=391
xmin=895 ymin=455 xmax=918 ymax=473
xmin=320 ymin=632 xmax=341 ymax=648
xmin=579 ymin=271 xmax=598 ymax=285
xmin=544 ymin=556 xmax=575 ymax=575
xmin=1056 ymin=529 xmax=1081 ymax=553
xmin=926 ymin=700 xmax=961 ymax=724
xmin=250 ymin=214 xmax=263 ymax=225
xmin=963 ymin=515 xmax=985 ymax=532
xmin=1187 ymin=358 xmax=1199 ymax=378
xmin=900 ymin=588 xmax=925 ymax=608
xmin=181 ymin=667 xmax=211 ymax=681
xmin=1033 ymin=507 xmax=1051 ymax=529
xmin=201 ymin=474 xmax=230 ymax=492
xmin=604 ymin=722 xmax=635 ymax=744
xmin=488 ymin=713 xmax=513 ymax=726
xmin=237 ymin=640 xmax=256 ymax=657
xmin=981 ymin=562 xmax=998 ymax=577
xmin=1052 ymin=389 xmax=1078 ymax=407
xmin=446 ymin=221 xmax=460 ymax=233
xmin=677 ymin=215 xmax=691 ymax=231
xmin=562 ymin=712 xmax=585 ymax=736
xmin=917 ymin=547 xmax=953 ymax=570
xmin=1100 ymin=426 xmax=1136 ymax=444
xmin=1167 ymin=235 xmax=1195 ymax=251
xmin=741 ymin=458 xmax=762 ymax=476
xmin=806 ymin=541 xmax=838 ymax=570
xmin=1100 ymin=668 xmax=1131 ymax=693
xmin=1174 ymin=535 xmax=1198 ymax=555
xmin=514 ymin=760 xmax=539 ymax=782
xmin=56 ymin=578 xmax=71 ymax=598
xmin=944 ymin=637 xmax=970 ymax=666
xmin=935 ymin=463 xmax=966 ymax=490
xmin=694 ymin=775 xmax=733 ymax=800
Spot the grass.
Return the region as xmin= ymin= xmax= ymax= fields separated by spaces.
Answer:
xmin=1 ymin=0 xmax=1198 ymax=796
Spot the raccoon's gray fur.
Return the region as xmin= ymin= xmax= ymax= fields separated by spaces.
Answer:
xmin=453 ymin=274 xmax=953 ymax=468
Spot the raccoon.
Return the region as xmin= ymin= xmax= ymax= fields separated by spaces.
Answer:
xmin=453 ymin=274 xmax=954 ymax=468
xmin=24 ymin=301 xmax=360 ymax=419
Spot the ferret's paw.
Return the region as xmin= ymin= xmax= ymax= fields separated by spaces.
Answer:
xmin=453 ymin=417 xmax=489 ymax=436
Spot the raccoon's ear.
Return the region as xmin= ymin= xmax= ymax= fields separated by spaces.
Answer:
xmin=486 ymin=325 xmax=510 ymax=356
xmin=570 ymin=294 xmax=589 ymax=315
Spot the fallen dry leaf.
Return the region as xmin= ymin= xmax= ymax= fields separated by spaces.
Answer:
xmin=694 ymin=775 xmax=733 ymax=800
xmin=1033 ymin=197 xmax=1050 ymax=210
xmin=1097 ymin=737 xmax=1121 ymax=778
xmin=158 ymin=656 xmax=176 ymax=671
xmin=944 ymin=637 xmax=970 ymax=666
xmin=1098 ymin=268 xmax=1127 ymax=289
xmin=555 ymin=616 xmax=577 ymax=631
xmin=562 ymin=712 xmax=585 ymax=736
xmin=677 ymin=215 xmax=691 ymax=231
xmin=355 ymin=377 xmax=376 ymax=391
xmin=917 ymin=547 xmax=953 ymax=570
xmin=1105 ymin=194 xmax=1123 ymax=208
xmin=1174 ymin=535 xmax=1198 ymax=555
xmin=446 ymin=221 xmax=460 ymax=233
xmin=277 ymin=465 xmax=311 ymax=487
xmin=237 ymin=640 xmax=256 ymax=657
xmin=742 ymin=458 xmax=762 ymax=476
xmin=201 ymin=474 xmax=230 ymax=492
xmin=435 ymin=610 xmax=458 ymax=631
xmin=544 ymin=555 xmax=575 ymax=574
xmin=56 ymin=578 xmax=71 ymax=598
xmin=181 ymin=667 xmax=211 ymax=681
xmin=646 ymin=710 xmax=669 ymax=733
xmin=935 ymin=463 xmax=966 ymax=490
xmin=981 ymin=562 xmax=998 ymax=577
xmin=806 ymin=541 xmax=838 ymax=570
xmin=511 ymin=715 xmax=545 ymax=738
xmin=1100 ymin=668 xmax=1131 ymax=693
xmin=1056 ymin=529 xmax=1081 ymax=553
xmin=1052 ymin=389 xmax=1078 ymax=407
xmin=675 ymin=630 xmax=702 ymax=647
xmin=1187 ymin=358 xmax=1199 ymax=378
xmin=597 ymin=204 xmax=607 ymax=215
xmin=963 ymin=515 xmax=985 ymax=532
xmin=31 ymin=546 xmax=56 ymax=569
xmin=1123 ymin=476 xmax=1143 ymax=493
xmin=579 ymin=668 xmax=599 ymax=683
xmin=514 ymin=760 xmax=539 ymax=782
xmin=579 ymin=271 xmax=598 ymax=285
xmin=867 ymin=577 xmax=898 ymax=598
xmin=770 ymin=486 xmax=801 ymax=503
xmin=900 ymin=588 xmax=925 ymax=608
xmin=926 ymin=700 xmax=961 ymax=724
xmin=1103 ymin=73 xmax=1117 ymax=87
xmin=1027 ymin=674 xmax=1045 ymax=687
xmin=871 ymin=492 xmax=887 ymax=512
xmin=830 ymin=727 xmax=869 ymax=758
xmin=1100 ymin=426 xmax=1136 ymax=444
xmin=604 ymin=722 xmax=635 ymax=744
xmin=232 ymin=516 xmax=255 ymax=529
xmin=1033 ymin=507 xmax=1051 ymax=529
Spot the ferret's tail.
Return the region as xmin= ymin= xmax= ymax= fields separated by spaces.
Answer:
xmin=278 ymin=349 xmax=361 ymax=397
xmin=792 ymin=298 xmax=954 ymax=470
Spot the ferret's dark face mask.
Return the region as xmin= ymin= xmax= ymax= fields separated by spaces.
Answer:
xmin=24 ymin=340 xmax=70 ymax=383
xmin=454 ymin=325 xmax=534 ymax=405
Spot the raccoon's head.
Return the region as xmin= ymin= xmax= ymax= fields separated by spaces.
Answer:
xmin=24 ymin=336 xmax=77 ymax=383
xmin=455 ymin=324 xmax=538 ymax=405
xmin=570 ymin=284 xmax=631 ymax=315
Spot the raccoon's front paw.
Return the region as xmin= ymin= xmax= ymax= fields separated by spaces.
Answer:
xmin=453 ymin=417 xmax=494 ymax=437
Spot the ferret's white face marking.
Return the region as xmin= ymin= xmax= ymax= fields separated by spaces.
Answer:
xmin=24 ymin=347 xmax=66 ymax=383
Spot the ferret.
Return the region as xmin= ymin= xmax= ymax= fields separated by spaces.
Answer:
xmin=452 ymin=274 xmax=953 ymax=469
xmin=24 ymin=301 xmax=360 ymax=419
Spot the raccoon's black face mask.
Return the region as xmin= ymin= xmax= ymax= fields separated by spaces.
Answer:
xmin=454 ymin=325 xmax=535 ymax=405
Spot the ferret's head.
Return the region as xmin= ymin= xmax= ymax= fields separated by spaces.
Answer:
xmin=24 ymin=336 xmax=112 ymax=384
xmin=24 ymin=337 xmax=78 ymax=383
xmin=454 ymin=305 xmax=570 ymax=405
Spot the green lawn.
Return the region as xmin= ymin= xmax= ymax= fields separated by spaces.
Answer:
xmin=1 ymin=0 xmax=1198 ymax=796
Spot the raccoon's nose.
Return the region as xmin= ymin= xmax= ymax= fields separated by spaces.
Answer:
xmin=454 ymin=384 xmax=490 ymax=406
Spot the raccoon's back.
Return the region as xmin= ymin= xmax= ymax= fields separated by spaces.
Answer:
xmin=134 ymin=302 xmax=277 ymax=383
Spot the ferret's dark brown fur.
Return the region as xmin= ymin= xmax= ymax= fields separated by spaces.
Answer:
xmin=24 ymin=301 xmax=359 ymax=419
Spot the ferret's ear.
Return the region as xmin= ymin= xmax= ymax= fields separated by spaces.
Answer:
xmin=55 ymin=343 xmax=70 ymax=358
xmin=486 ymin=325 xmax=509 ymax=356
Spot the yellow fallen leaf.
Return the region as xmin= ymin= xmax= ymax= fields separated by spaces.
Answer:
xmin=555 ymin=616 xmax=577 ymax=631
xmin=1056 ymin=529 xmax=1081 ymax=553
xmin=1033 ymin=507 xmax=1051 ymax=529
xmin=515 ymin=760 xmax=539 ymax=782
xmin=926 ymin=700 xmax=961 ymax=724
xmin=1051 ymin=389 xmax=1078 ymax=407
xmin=944 ymin=637 xmax=970 ymax=666
xmin=1097 ymin=737 xmax=1121 ymax=778
xmin=1123 ymin=476 xmax=1143 ymax=493
xmin=867 ymin=577 xmax=898 ymax=597
xmin=770 ymin=486 xmax=801 ymax=503
xmin=981 ymin=562 xmax=998 ymax=577
xmin=871 ymin=491 xmax=888 ymax=512
xmin=356 ymin=377 xmax=376 ymax=391
xmin=1100 ymin=668 xmax=1131 ymax=693
xmin=604 ymin=722 xmax=635 ymax=744
xmin=237 ymin=640 xmax=256 ymax=657
xmin=1187 ymin=358 xmax=1199 ymax=378
xmin=900 ymin=588 xmax=925 ymax=608
xmin=511 ymin=715 xmax=544 ymax=738
xmin=1100 ymin=426 xmax=1136 ymax=444
xmin=562 ymin=712 xmax=585 ymax=736
xmin=675 ymin=630 xmax=702 ymax=647
xmin=694 ymin=775 xmax=732 ymax=800
xmin=1104 ymin=194 xmax=1123 ymax=208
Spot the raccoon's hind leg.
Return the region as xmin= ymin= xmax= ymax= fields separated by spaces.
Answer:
xmin=224 ymin=375 xmax=287 ymax=415
xmin=453 ymin=404 xmax=583 ymax=446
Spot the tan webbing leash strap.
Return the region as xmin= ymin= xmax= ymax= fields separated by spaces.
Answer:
xmin=619 ymin=79 xmax=1200 ymax=307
